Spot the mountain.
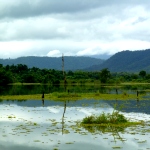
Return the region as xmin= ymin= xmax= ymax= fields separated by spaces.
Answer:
xmin=86 ymin=49 xmax=150 ymax=72
xmin=86 ymin=54 xmax=112 ymax=59
xmin=0 ymin=56 xmax=104 ymax=71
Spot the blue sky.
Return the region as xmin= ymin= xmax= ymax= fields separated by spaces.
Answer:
xmin=0 ymin=0 xmax=150 ymax=58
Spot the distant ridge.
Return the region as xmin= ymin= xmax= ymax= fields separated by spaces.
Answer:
xmin=0 ymin=56 xmax=104 ymax=71
xmin=86 ymin=54 xmax=112 ymax=59
xmin=86 ymin=49 xmax=150 ymax=72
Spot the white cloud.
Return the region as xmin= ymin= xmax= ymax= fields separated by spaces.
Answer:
xmin=76 ymin=39 xmax=150 ymax=56
xmin=0 ymin=1 xmax=150 ymax=58
xmin=47 ymin=107 xmax=60 ymax=114
xmin=77 ymin=46 xmax=104 ymax=56
xmin=47 ymin=50 xmax=61 ymax=57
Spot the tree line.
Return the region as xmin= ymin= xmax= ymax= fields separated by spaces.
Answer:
xmin=0 ymin=64 xmax=150 ymax=85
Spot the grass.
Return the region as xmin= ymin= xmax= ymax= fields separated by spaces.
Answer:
xmin=80 ymin=111 xmax=145 ymax=137
xmin=79 ymin=111 xmax=145 ymax=143
xmin=55 ymin=93 xmax=81 ymax=98
xmin=0 ymin=92 xmax=143 ymax=101
xmin=81 ymin=111 xmax=128 ymax=125
xmin=81 ymin=111 xmax=144 ymax=128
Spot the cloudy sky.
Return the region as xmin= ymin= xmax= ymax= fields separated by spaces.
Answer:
xmin=0 ymin=0 xmax=150 ymax=59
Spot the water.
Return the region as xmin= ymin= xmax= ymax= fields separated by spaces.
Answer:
xmin=1 ymin=99 xmax=150 ymax=150
xmin=1 ymin=84 xmax=149 ymax=95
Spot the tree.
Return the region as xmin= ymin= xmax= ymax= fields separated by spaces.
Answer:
xmin=100 ymin=68 xmax=111 ymax=83
xmin=16 ymin=64 xmax=28 ymax=73
xmin=0 ymin=68 xmax=12 ymax=85
xmin=139 ymin=70 xmax=146 ymax=78
xmin=22 ymin=73 xmax=36 ymax=83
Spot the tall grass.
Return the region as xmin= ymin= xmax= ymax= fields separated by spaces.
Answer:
xmin=57 ymin=93 xmax=81 ymax=98
xmin=81 ymin=111 xmax=128 ymax=124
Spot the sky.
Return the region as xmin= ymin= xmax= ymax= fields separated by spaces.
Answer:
xmin=0 ymin=0 xmax=150 ymax=59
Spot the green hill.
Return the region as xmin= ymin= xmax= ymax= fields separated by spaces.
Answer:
xmin=0 ymin=56 xmax=104 ymax=71
xmin=86 ymin=49 xmax=150 ymax=72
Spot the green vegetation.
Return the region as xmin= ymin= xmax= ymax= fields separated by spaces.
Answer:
xmin=1 ymin=63 xmax=150 ymax=85
xmin=81 ymin=111 xmax=144 ymax=134
xmin=81 ymin=111 xmax=128 ymax=125
xmin=34 ymin=123 xmax=37 ymax=126
xmin=0 ymin=92 xmax=141 ymax=100
xmin=8 ymin=115 xmax=16 ymax=118
xmin=99 ymin=68 xmax=111 ymax=83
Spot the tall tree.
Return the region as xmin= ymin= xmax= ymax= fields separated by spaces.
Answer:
xmin=0 ymin=68 xmax=12 ymax=85
xmin=139 ymin=70 xmax=146 ymax=78
xmin=100 ymin=68 xmax=111 ymax=83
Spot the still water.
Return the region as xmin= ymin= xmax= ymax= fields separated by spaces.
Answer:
xmin=1 ymin=98 xmax=150 ymax=150
xmin=1 ymin=84 xmax=150 ymax=95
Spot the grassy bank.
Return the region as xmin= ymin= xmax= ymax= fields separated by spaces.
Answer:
xmin=0 ymin=92 xmax=142 ymax=100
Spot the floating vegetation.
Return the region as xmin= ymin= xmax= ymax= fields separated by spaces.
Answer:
xmin=34 ymin=140 xmax=40 ymax=142
xmin=138 ymin=140 xmax=147 ymax=143
xmin=112 ymin=146 xmax=122 ymax=149
xmin=33 ymin=122 xmax=37 ymax=126
xmin=81 ymin=111 xmax=128 ymax=125
xmin=1 ymin=94 xmax=150 ymax=150
xmin=65 ymin=142 xmax=74 ymax=144
xmin=34 ymin=140 xmax=41 ymax=142
xmin=80 ymin=110 xmax=145 ymax=143
xmin=8 ymin=115 xmax=16 ymax=118
xmin=63 ymin=129 xmax=70 ymax=134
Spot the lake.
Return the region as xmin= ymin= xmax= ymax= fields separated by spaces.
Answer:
xmin=1 ymin=85 xmax=150 ymax=150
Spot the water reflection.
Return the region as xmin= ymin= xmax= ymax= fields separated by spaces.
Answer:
xmin=62 ymin=101 xmax=67 ymax=134
xmin=116 ymin=88 xmax=118 ymax=95
xmin=1 ymin=99 xmax=150 ymax=150
xmin=42 ymin=92 xmax=44 ymax=106
xmin=1 ymin=84 xmax=150 ymax=96
xmin=42 ymin=98 xmax=44 ymax=106
xmin=1 ymin=99 xmax=150 ymax=114
xmin=82 ymin=125 xmax=125 ymax=142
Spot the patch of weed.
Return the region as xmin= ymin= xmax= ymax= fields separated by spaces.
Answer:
xmin=81 ymin=111 xmax=128 ymax=124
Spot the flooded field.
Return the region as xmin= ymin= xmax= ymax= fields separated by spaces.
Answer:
xmin=1 ymin=84 xmax=150 ymax=150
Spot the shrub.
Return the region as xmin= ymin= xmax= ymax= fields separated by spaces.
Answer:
xmin=81 ymin=111 xmax=128 ymax=124
xmin=82 ymin=116 xmax=95 ymax=124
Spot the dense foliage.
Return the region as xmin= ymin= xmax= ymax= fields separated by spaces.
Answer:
xmin=0 ymin=64 xmax=150 ymax=85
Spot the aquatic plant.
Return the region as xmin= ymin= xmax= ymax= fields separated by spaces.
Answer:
xmin=34 ymin=122 xmax=37 ymax=126
xmin=81 ymin=111 xmax=128 ymax=125
xmin=8 ymin=115 xmax=16 ymax=119
xmin=57 ymin=93 xmax=81 ymax=98
xmin=0 ymin=92 xmax=141 ymax=100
